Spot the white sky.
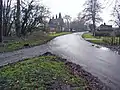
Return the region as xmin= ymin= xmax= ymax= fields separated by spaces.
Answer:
xmin=42 ymin=0 xmax=116 ymax=24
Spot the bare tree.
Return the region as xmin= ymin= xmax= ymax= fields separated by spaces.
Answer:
xmin=3 ymin=0 xmax=14 ymax=36
xmin=112 ymin=0 xmax=120 ymax=28
xmin=0 ymin=0 xmax=50 ymax=38
xmin=20 ymin=0 xmax=50 ymax=36
xmin=83 ymin=0 xmax=103 ymax=36
xmin=64 ymin=15 xmax=72 ymax=31
xmin=0 ymin=0 xmax=3 ymax=42
xmin=77 ymin=12 xmax=87 ymax=25
xmin=111 ymin=0 xmax=120 ymax=45
xmin=70 ymin=19 xmax=87 ymax=31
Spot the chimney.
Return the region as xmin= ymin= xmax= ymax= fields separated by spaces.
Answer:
xmin=56 ymin=15 xmax=58 ymax=19
xmin=104 ymin=23 xmax=106 ymax=25
xmin=52 ymin=16 xmax=54 ymax=19
xmin=59 ymin=13 xmax=62 ymax=18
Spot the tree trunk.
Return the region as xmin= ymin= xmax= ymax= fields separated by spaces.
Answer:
xmin=92 ymin=14 xmax=96 ymax=36
xmin=3 ymin=2 xmax=6 ymax=36
xmin=16 ymin=0 xmax=21 ymax=37
xmin=0 ymin=0 xmax=3 ymax=42
xmin=93 ymin=19 xmax=96 ymax=36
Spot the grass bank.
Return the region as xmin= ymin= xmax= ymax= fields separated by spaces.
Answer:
xmin=82 ymin=33 xmax=105 ymax=44
xmin=0 ymin=55 xmax=86 ymax=90
xmin=82 ymin=33 xmax=120 ymax=45
xmin=82 ymin=33 xmax=95 ymax=39
xmin=49 ymin=32 xmax=71 ymax=37
xmin=0 ymin=31 xmax=71 ymax=53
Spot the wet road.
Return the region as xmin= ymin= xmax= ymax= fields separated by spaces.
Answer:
xmin=48 ymin=33 xmax=120 ymax=90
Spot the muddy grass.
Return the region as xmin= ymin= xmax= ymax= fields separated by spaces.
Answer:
xmin=0 ymin=52 xmax=110 ymax=90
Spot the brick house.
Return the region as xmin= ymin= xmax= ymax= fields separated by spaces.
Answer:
xmin=48 ymin=13 xmax=64 ymax=32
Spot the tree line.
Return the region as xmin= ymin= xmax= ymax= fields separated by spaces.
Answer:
xmin=0 ymin=0 xmax=50 ymax=43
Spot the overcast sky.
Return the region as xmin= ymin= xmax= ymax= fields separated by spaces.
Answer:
xmin=42 ymin=0 xmax=116 ymax=24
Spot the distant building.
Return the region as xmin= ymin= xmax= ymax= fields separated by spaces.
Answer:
xmin=98 ymin=23 xmax=113 ymax=31
xmin=95 ymin=23 xmax=113 ymax=36
xmin=48 ymin=13 xmax=64 ymax=32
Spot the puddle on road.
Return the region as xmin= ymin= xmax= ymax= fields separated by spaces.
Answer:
xmin=100 ymin=47 xmax=109 ymax=51
xmin=100 ymin=46 xmax=119 ymax=55
xmin=91 ymin=44 xmax=109 ymax=51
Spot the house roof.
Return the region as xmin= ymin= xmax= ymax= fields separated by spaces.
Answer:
xmin=48 ymin=17 xmax=64 ymax=28
xmin=97 ymin=24 xmax=113 ymax=31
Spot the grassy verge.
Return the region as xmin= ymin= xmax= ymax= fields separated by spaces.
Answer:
xmin=49 ymin=32 xmax=71 ymax=37
xmin=82 ymin=33 xmax=120 ymax=45
xmin=82 ymin=33 xmax=105 ymax=44
xmin=0 ymin=31 xmax=71 ymax=53
xmin=0 ymin=55 xmax=85 ymax=90
xmin=82 ymin=33 xmax=95 ymax=39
